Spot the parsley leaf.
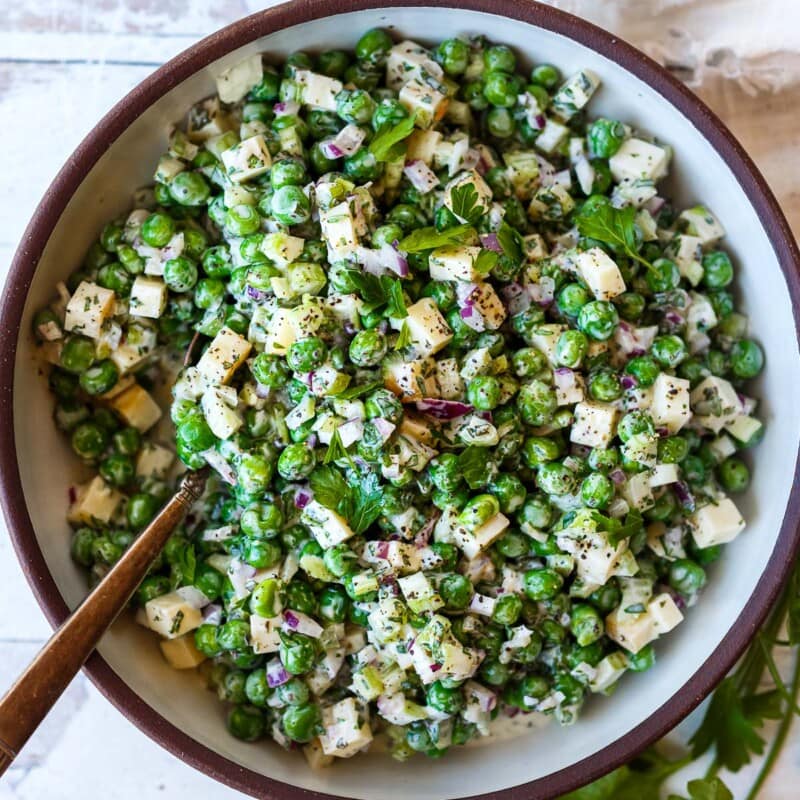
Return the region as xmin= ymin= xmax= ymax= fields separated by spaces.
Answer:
xmin=450 ymin=182 xmax=483 ymax=224
xmin=458 ymin=446 xmax=494 ymax=490
xmin=369 ymin=114 xmax=417 ymax=162
xmin=385 ymin=278 xmax=408 ymax=318
xmin=668 ymin=778 xmax=734 ymax=800
xmin=344 ymin=269 xmax=386 ymax=313
xmin=309 ymin=466 xmax=349 ymax=510
xmin=340 ymin=470 xmax=384 ymax=535
xmin=399 ymin=223 xmax=476 ymax=253
xmin=324 ymin=428 xmax=350 ymax=465
xmin=394 ymin=321 xmax=412 ymax=351
xmin=474 ymin=249 xmax=499 ymax=276
xmin=497 ymin=220 xmax=525 ymax=265
xmin=689 ymin=676 xmax=768 ymax=770
xmin=334 ymin=379 xmax=383 ymax=400
xmin=575 ymin=202 xmax=654 ymax=271
xmin=607 ymin=508 xmax=644 ymax=546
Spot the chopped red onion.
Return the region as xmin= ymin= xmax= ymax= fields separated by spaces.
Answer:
xmin=644 ymin=196 xmax=666 ymax=215
xmin=480 ymin=233 xmax=503 ymax=253
xmin=255 ymin=383 xmax=271 ymax=399
xmin=294 ymin=488 xmax=312 ymax=509
xmin=372 ymin=417 xmax=396 ymax=443
xmin=609 ymin=469 xmax=627 ymax=486
xmin=306 ymin=433 xmax=318 ymax=449
xmin=228 ymin=559 xmax=256 ymax=600
xmin=273 ymin=101 xmax=300 ymax=117
xmin=68 ymin=486 xmax=77 ymax=504
xmin=282 ymin=610 xmax=323 ymax=638
xmin=415 ymin=398 xmax=473 ymax=420
xmin=403 ymin=160 xmax=439 ymax=193
xmin=246 ymin=285 xmax=270 ymax=303
xmin=553 ymin=367 xmax=580 ymax=398
xmin=266 ymin=658 xmax=292 ymax=687
xmin=455 ymin=281 xmax=479 ymax=303
xmin=183 ymin=330 xmax=201 ymax=368
xmin=470 ymin=682 xmax=498 ymax=712
xmin=177 ymin=585 xmax=210 ymax=609
xmin=527 ymin=277 xmax=555 ymax=307
xmin=202 ymin=604 xmax=223 ymax=626
xmin=500 ymin=283 xmax=531 ymax=316
xmin=535 ymin=154 xmax=557 ymax=186
xmin=664 ymin=310 xmax=684 ymax=327
xmin=673 ymin=481 xmax=696 ymax=512
xmin=353 ymin=243 xmax=409 ymax=278
xmin=414 ymin=512 xmax=440 ymax=549
xmin=319 ymin=140 xmax=343 ymax=159
xmin=620 ymin=374 xmax=637 ymax=390
xmin=201 ymin=449 xmax=237 ymax=486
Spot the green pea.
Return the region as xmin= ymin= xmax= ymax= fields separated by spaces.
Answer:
xmin=365 ymin=388 xmax=403 ymax=424
xmin=99 ymin=453 xmax=134 ymax=487
xmin=141 ymin=212 xmax=175 ymax=247
xmin=163 ymin=256 xmax=199 ymax=293
xmin=70 ymin=527 xmax=96 ymax=567
xmin=486 ymin=107 xmax=516 ymax=138
xmin=718 ymin=456 xmax=750 ymax=493
xmin=658 ymin=436 xmax=689 ymax=464
xmin=617 ymin=410 xmax=655 ymax=443
xmin=625 ymin=355 xmax=660 ymax=388
xmin=588 ymin=369 xmax=622 ymax=402
xmin=483 ymin=71 xmax=518 ymax=108
xmin=225 ymin=204 xmax=261 ymax=237
xmin=730 ymin=339 xmax=764 ymax=379
xmin=459 ymin=494 xmax=500 ymax=531
xmin=555 ymin=330 xmax=588 ymax=368
xmin=580 ymin=472 xmax=614 ymax=509
xmin=645 ymin=258 xmax=680 ymax=294
xmin=227 ymin=705 xmax=266 ymax=742
xmin=570 ymin=604 xmax=604 ymax=646
xmin=517 ymin=379 xmax=557 ymax=426
xmin=168 ymin=171 xmax=210 ymax=206
xmin=587 ymin=118 xmax=625 ymax=159
xmin=522 ymin=436 xmax=560 ymax=467
xmin=466 ymin=375 xmax=501 ymax=411
xmin=134 ymin=574 xmax=170 ymax=606
xmin=439 ymin=574 xmax=473 ymax=610
xmin=240 ymin=501 xmax=283 ymax=538
xmin=112 ymin=427 xmax=141 ymax=456
xmin=79 ymin=360 xmax=119 ymax=396
xmin=557 ymin=283 xmax=591 ymax=317
xmin=70 ymin=421 xmax=108 ymax=460
xmin=578 ymin=300 xmax=619 ymax=341
xmin=270 ymin=157 xmax=308 ymax=188
xmin=279 ymin=632 xmax=317 ymax=675
xmin=531 ymin=63 xmax=561 ymax=89
xmin=177 ymin=412 xmax=216 ymax=453
xmin=708 ymin=288 xmax=734 ymax=319
xmin=489 ymin=474 xmax=527 ymax=514
xmin=682 ymin=454 xmax=706 ymax=486
xmin=669 ymin=558 xmax=707 ymax=595
xmin=127 ymin=492 xmax=159 ymax=528
xmin=336 ymin=88 xmax=376 ymax=124
xmin=277 ymin=443 xmax=315 ymax=480
xmin=61 ymin=335 xmax=95 ymax=374
xmin=588 ymin=580 xmax=621 ymax=614
xmin=479 ymin=658 xmax=510 ymax=687
xmin=322 ymin=543 xmax=358 ymax=578
xmin=484 ymin=44 xmax=516 ymax=73
xmin=493 ymin=594 xmax=523 ymax=626
xmin=249 ymin=67 xmax=281 ymax=101
xmin=270 ymin=185 xmax=311 ymax=226
xmin=434 ymin=38 xmax=469 ymax=75
xmin=355 ymin=27 xmax=393 ymax=65
xmin=615 ymin=291 xmax=646 ymax=322
xmin=97 ymin=262 xmax=133 ymax=295
xmin=627 ymin=643 xmax=656 ymax=672
xmin=651 ymin=335 xmax=687 ymax=368
xmin=512 ymin=347 xmax=547 ymax=378
xmin=702 ymin=250 xmax=734 ymax=288
xmin=248 ymin=578 xmax=280 ymax=618
xmin=517 ymin=493 xmax=553 ymax=529
xmin=523 ymin=567 xmax=563 ymax=600
xmin=318 ymin=585 xmax=349 ymax=623
xmin=316 ymin=49 xmax=349 ymax=78
xmin=349 ymin=330 xmax=387 ymax=367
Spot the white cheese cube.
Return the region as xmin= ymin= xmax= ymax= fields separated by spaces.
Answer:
xmin=67 ymin=476 xmax=124 ymax=526
xmin=294 ymin=69 xmax=343 ymax=111
xmin=398 ymin=79 xmax=448 ymax=129
xmin=386 ymin=40 xmax=443 ymax=90
xmin=551 ymin=69 xmax=600 ymax=120
xmin=400 ymin=298 xmax=453 ymax=357
xmin=535 ymin=118 xmax=569 ymax=154
xmin=109 ymin=383 xmax=162 ymax=432
xmin=216 ymin=54 xmax=263 ymax=103
xmin=319 ymin=698 xmax=373 ymax=758
xmin=570 ymin=400 xmax=619 ymax=448
xmin=621 ymin=471 xmax=655 ymax=511
xmin=250 ymin=615 xmax=282 ymax=654
xmin=554 ymin=370 xmax=585 ymax=406
xmin=64 ymin=281 xmax=116 ymax=338
xmin=610 ymin=138 xmax=670 ymax=183
xmin=709 ymin=433 xmax=738 ymax=462
xmin=302 ymin=501 xmax=355 ymax=548
xmin=260 ymin=232 xmax=304 ymax=267
xmin=201 ymin=388 xmax=243 ymax=439
xmin=436 ymin=358 xmax=464 ymax=399
xmin=529 ymin=323 xmax=567 ymax=366
xmin=680 ymin=205 xmax=725 ymax=245
xmin=575 ymin=247 xmax=626 ymax=301
xmin=605 ymin=607 xmax=655 ymax=654
xmin=285 ymin=395 xmax=316 ymax=431
xmin=589 ymin=653 xmax=628 ymax=693
xmin=220 ymin=134 xmax=273 ymax=183
xmin=136 ymin=442 xmax=174 ymax=479
xmin=691 ymin=375 xmax=740 ymax=432
xmin=196 ymin=326 xmax=252 ymax=386
xmin=406 ymin=129 xmax=442 ymax=165
xmin=160 ymin=634 xmax=207 ymax=669
xmin=129 ymin=277 xmax=167 ymax=319
xmin=398 ymin=572 xmax=443 ymax=613
xmin=460 ymin=347 xmax=493 ymax=380
xmin=648 ymin=592 xmax=684 ymax=634
xmin=650 ymin=463 xmax=679 ymax=487
xmin=651 ymin=373 xmax=691 ymax=433
xmin=668 ymin=234 xmax=704 ymax=287
xmin=443 ymin=170 xmax=492 ymax=223
xmin=429 ymin=245 xmax=481 ymax=282
xmin=471 ymin=283 xmax=507 ymax=330
xmin=304 ymin=738 xmax=335 ymax=770
xmin=724 ymin=414 xmax=763 ymax=446
xmin=384 ymin=359 xmax=437 ymax=401
xmin=145 ymin=592 xmax=203 ymax=639
xmin=319 ymin=202 xmax=359 ymax=258
xmin=470 ymin=513 xmax=510 ymax=556
xmin=263 ymin=307 xmax=297 ymax=355
xmin=689 ymin=497 xmax=746 ymax=548
xmin=528 ymin=184 xmax=575 ymax=222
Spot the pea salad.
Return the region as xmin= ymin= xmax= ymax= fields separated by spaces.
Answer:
xmin=34 ymin=28 xmax=765 ymax=765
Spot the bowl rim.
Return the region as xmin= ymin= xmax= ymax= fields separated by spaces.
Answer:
xmin=2 ymin=0 xmax=800 ymax=797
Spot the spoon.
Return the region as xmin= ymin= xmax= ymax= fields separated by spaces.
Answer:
xmin=0 ymin=468 xmax=207 ymax=776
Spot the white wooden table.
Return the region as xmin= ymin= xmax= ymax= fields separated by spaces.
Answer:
xmin=1 ymin=1 xmax=798 ymax=797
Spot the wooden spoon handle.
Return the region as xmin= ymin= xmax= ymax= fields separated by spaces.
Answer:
xmin=0 ymin=470 xmax=206 ymax=776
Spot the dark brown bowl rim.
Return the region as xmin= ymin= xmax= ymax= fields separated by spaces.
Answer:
xmin=2 ymin=0 xmax=800 ymax=797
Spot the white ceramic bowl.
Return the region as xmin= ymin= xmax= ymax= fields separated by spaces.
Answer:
xmin=3 ymin=2 xmax=800 ymax=798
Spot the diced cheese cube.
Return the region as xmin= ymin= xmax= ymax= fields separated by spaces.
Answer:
xmin=570 ymin=400 xmax=619 ymax=448
xmin=709 ymin=433 xmax=738 ymax=463
xmin=651 ymin=373 xmax=691 ymax=433
xmin=398 ymin=415 xmax=433 ymax=444
xmin=304 ymin=738 xmax=335 ymax=770
xmin=302 ymin=500 xmax=355 ymax=548
xmin=129 ymin=277 xmax=167 ymax=319
xmin=460 ymin=347 xmax=493 ymax=379
xmin=554 ymin=370 xmax=585 ymax=406
xmin=429 ymin=245 xmax=481 ymax=282
xmin=201 ymin=388 xmax=243 ymax=439
xmin=691 ymin=375 xmax=740 ymax=432
xmin=689 ymin=497 xmax=746 ymax=548
xmin=327 ymin=293 xmax=362 ymax=328
xmin=64 ymin=281 xmax=115 ymax=338
xmin=668 ymin=234 xmax=704 ymax=287
xmin=680 ymin=205 xmax=725 ymax=245
xmin=405 ymin=129 xmax=442 ymax=165
xmin=319 ymin=698 xmax=373 ymax=758
xmin=196 ymin=326 xmax=252 ymax=386
xmin=263 ymin=307 xmax=297 ymax=355
xmin=528 ymin=184 xmax=575 ymax=221
xmin=145 ymin=592 xmax=203 ymax=639
xmin=398 ymin=79 xmax=447 ymax=129
xmin=67 ymin=476 xmax=123 ymax=526
xmin=470 ymin=513 xmax=510 ymax=556
xmin=216 ymin=54 xmax=263 ymax=103
xmin=384 ymin=359 xmax=437 ymax=401
xmin=610 ymin=138 xmax=670 ymax=182
xmin=136 ymin=442 xmax=174 ymax=479
xmin=535 ymin=118 xmax=569 ymax=154
xmin=398 ymin=572 xmax=443 ymax=613
xmin=648 ymin=592 xmax=684 ymax=634
xmin=436 ymin=358 xmax=464 ymax=399
xmin=529 ymin=323 xmax=567 ymax=365
xmin=294 ymin=69 xmax=343 ymax=111
xmin=605 ymin=592 xmax=683 ymax=654
xmin=400 ymin=298 xmax=453 ymax=357
xmin=386 ymin=40 xmax=443 ymax=90
xmin=650 ymin=463 xmax=679 ymax=487
xmin=589 ymin=653 xmax=628 ymax=693
xmin=470 ymin=283 xmax=507 ymax=330
xmin=160 ymin=634 xmax=207 ymax=669
xmin=250 ymin=615 xmax=282 ymax=653
xmin=319 ymin=202 xmax=359 ymax=258
xmin=220 ymin=134 xmax=273 ymax=183
xmin=260 ymin=232 xmax=304 ymax=267
xmin=724 ymin=414 xmax=763 ymax=446
xmin=575 ymin=247 xmax=626 ymax=301
xmin=551 ymin=69 xmax=600 ymax=120
xmin=621 ymin=471 xmax=655 ymax=511
xmin=109 ymin=383 xmax=162 ymax=432
xmin=443 ymin=170 xmax=493 ymax=224
xmin=285 ymin=395 xmax=316 ymax=431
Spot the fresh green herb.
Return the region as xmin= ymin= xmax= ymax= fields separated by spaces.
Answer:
xmin=474 ymin=249 xmax=499 ymax=275
xmin=386 ymin=279 xmax=408 ymax=319
xmin=399 ymin=223 xmax=476 ymax=253
xmin=170 ymin=541 xmax=196 ymax=589
xmin=668 ymin=778 xmax=734 ymax=800
xmin=369 ymin=114 xmax=417 ymax=162
xmin=309 ymin=466 xmax=349 ymax=510
xmin=334 ymin=379 xmax=383 ymax=400
xmin=395 ymin=321 xmax=412 ymax=350
xmin=324 ymin=428 xmax=350 ymax=465
xmin=339 ymin=470 xmax=384 ymax=535
xmin=458 ymin=446 xmax=493 ymax=489
xmin=449 ymin=182 xmax=483 ymax=224
xmin=607 ymin=508 xmax=643 ymax=546
xmin=497 ymin=220 xmax=525 ymax=265
xmin=575 ymin=202 xmax=654 ymax=271
xmin=343 ymin=271 xmax=408 ymax=317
